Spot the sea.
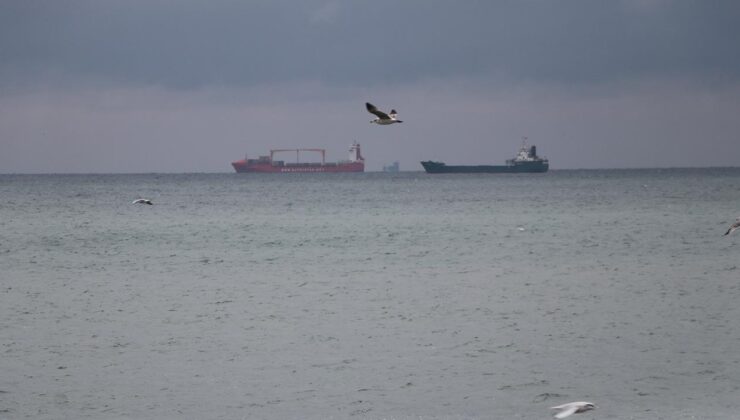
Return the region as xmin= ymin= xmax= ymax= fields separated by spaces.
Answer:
xmin=1 ymin=169 xmax=740 ymax=420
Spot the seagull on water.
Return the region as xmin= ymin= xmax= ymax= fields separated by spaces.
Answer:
xmin=725 ymin=218 xmax=740 ymax=236
xmin=366 ymin=102 xmax=403 ymax=125
xmin=550 ymin=402 xmax=597 ymax=419
xmin=132 ymin=199 xmax=153 ymax=205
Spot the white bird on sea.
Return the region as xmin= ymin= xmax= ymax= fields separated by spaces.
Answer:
xmin=725 ymin=217 xmax=740 ymax=236
xmin=132 ymin=199 xmax=153 ymax=205
xmin=366 ymin=102 xmax=403 ymax=125
xmin=550 ymin=401 xmax=597 ymax=419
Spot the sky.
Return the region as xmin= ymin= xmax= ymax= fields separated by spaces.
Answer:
xmin=1 ymin=0 xmax=740 ymax=173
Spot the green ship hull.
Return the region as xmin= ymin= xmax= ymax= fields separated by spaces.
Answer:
xmin=421 ymin=142 xmax=549 ymax=174
xmin=420 ymin=161 xmax=548 ymax=173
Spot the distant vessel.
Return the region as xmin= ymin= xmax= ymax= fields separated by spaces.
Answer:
xmin=232 ymin=143 xmax=364 ymax=173
xmin=383 ymin=161 xmax=400 ymax=173
xmin=421 ymin=139 xmax=549 ymax=174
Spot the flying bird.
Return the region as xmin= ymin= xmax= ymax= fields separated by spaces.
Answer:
xmin=725 ymin=218 xmax=740 ymax=236
xmin=550 ymin=402 xmax=597 ymax=419
xmin=366 ymin=102 xmax=403 ymax=125
xmin=132 ymin=199 xmax=153 ymax=205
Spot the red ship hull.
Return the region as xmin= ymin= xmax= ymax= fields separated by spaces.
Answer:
xmin=231 ymin=161 xmax=364 ymax=173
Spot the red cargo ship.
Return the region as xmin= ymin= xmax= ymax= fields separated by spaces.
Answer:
xmin=231 ymin=143 xmax=365 ymax=173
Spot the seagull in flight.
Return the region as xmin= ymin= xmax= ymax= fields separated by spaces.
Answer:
xmin=725 ymin=218 xmax=740 ymax=236
xmin=550 ymin=402 xmax=597 ymax=419
xmin=132 ymin=199 xmax=153 ymax=205
xmin=366 ymin=102 xmax=403 ymax=125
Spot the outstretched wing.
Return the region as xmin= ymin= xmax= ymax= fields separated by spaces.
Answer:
xmin=366 ymin=102 xmax=389 ymax=119
xmin=553 ymin=406 xmax=579 ymax=419
xmin=725 ymin=220 xmax=740 ymax=235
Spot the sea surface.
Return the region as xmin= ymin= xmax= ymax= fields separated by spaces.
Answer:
xmin=1 ymin=169 xmax=740 ymax=420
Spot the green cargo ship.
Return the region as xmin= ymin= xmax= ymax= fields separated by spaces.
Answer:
xmin=421 ymin=141 xmax=549 ymax=174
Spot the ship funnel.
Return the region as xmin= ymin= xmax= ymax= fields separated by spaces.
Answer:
xmin=529 ymin=145 xmax=537 ymax=157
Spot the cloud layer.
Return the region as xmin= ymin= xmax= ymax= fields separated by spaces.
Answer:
xmin=3 ymin=1 xmax=739 ymax=90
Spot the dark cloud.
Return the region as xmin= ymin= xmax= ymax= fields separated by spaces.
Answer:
xmin=2 ymin=1 xmax=740 ymax=91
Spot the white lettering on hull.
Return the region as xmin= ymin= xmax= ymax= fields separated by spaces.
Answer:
xmin=280 ymin=167 xmax=328 ymax=172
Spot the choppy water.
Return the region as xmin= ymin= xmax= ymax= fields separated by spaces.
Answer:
xmin=2 ymin=169 xmax=740 ymax=419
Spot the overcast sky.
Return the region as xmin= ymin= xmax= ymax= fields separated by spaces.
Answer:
xmin=1 ymin=0 xmax=739 ymax=172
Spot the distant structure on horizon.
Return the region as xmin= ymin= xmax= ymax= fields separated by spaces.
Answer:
xmin=383 ymin=161 xmax=400 ymax=173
